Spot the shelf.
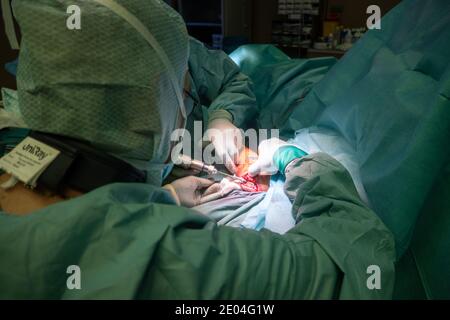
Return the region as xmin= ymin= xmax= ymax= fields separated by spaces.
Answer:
xmin=273 ymin=0 xmax=324 ymax=56
xmin=169 ymin=0 xmax=251 ymax=50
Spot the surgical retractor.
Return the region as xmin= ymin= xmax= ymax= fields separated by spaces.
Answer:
xmin=176 ymin=155 xmax=247 ymax=183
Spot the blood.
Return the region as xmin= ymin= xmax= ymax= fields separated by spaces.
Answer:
xmin=235 ymin=148 xmax=270 ymax=192
xmin=239 ymin=173 xmax=261 ymax=192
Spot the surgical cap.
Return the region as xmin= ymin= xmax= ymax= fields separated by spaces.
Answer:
xmin=12 ymin=0 xmax=189 ymax=166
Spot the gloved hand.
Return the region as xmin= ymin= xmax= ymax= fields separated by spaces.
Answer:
xmin=196 ymin=177 xmax=239 ymax=203
xmin=248 ymin=138 xmax=308 ymax=177
xmin=163 ymin=176 xmax=220 ymax=208
xmin=203 ymin=119 xmax=243 ymax=174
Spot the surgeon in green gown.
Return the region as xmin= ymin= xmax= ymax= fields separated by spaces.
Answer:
xmin=184 ymin=37 xmax=258 ymax=174
xmin=0 ymin=0 xmax=395 ymax=299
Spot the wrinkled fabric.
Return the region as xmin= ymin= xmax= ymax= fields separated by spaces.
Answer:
xmin=232 ymin=0 xmax=450 ymax=259
xmin=407 ymin=162 xmax=450 ymax=298
xmin=2 ymin=33 xmax=257 ymax=184
xmin=2 ymin=36 xmax=258 ymax=133
xmin=241 ymin=177 xmax=294 ymax=234
xmin=194 ymin=177 xmax=295 ymax=234
xmin=289 ymin=127 xmax=370 ymax=206
xmin=228 ymin=0 xmax=450 ymax=299
xmin=194 ymin=189 xmax=266 ymax=228
xmin=195 ymin=125 xmax=368 ymax=235
xmin=187 ymin=38 xmax=258 ymax=130
xmin=0 ymin=89 xmax=26 ymax=130
xmin=0 ymin=153 xmax=395 ymax=299
xmin=1 ymin=88 xmax=20 ymax=117
xmin=283 ymin=154 xmax=395 ymax=299
xmin=0 ymin=109 xmax=25 ymax=130
xmin=229 ymin=45 xmax=336 ymax=136
xmin=289 ymin=0 xmax=450 ymax=257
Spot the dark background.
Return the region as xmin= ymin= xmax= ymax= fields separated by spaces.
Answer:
xmin=0 ymin=0 xmax=400 ymax=90
xmin=0 ymin=15 xmax=18 ymax=90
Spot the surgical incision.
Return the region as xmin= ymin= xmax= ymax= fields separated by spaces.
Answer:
xmin=235 ymin=148 xmax=270 ymax=192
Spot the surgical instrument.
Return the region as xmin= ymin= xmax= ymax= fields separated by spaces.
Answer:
xmin=176 ymin=155 xmax=247 ymax=183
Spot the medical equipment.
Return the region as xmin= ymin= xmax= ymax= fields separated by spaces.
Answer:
xmin=176 ymin=155 xmax=246 ymax=183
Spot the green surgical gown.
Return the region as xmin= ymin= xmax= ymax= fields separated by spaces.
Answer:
xmin=0 ymin=153 xmax=395 ymax=299
xmin=186 ymin=37 xmax=258 ymax=129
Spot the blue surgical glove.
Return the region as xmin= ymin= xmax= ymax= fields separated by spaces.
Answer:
xmin=248 ymin=138 xmax=307 ymax=176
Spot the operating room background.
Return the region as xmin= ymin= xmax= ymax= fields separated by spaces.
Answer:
xmin=1 ymin=0 xmax=400 ymax=90
xmin=0 ymin=13 xmax=17 ymax=90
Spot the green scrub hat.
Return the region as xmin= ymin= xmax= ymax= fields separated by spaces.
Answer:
xmin=11 ymin=0 xmax=189 ymax=173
